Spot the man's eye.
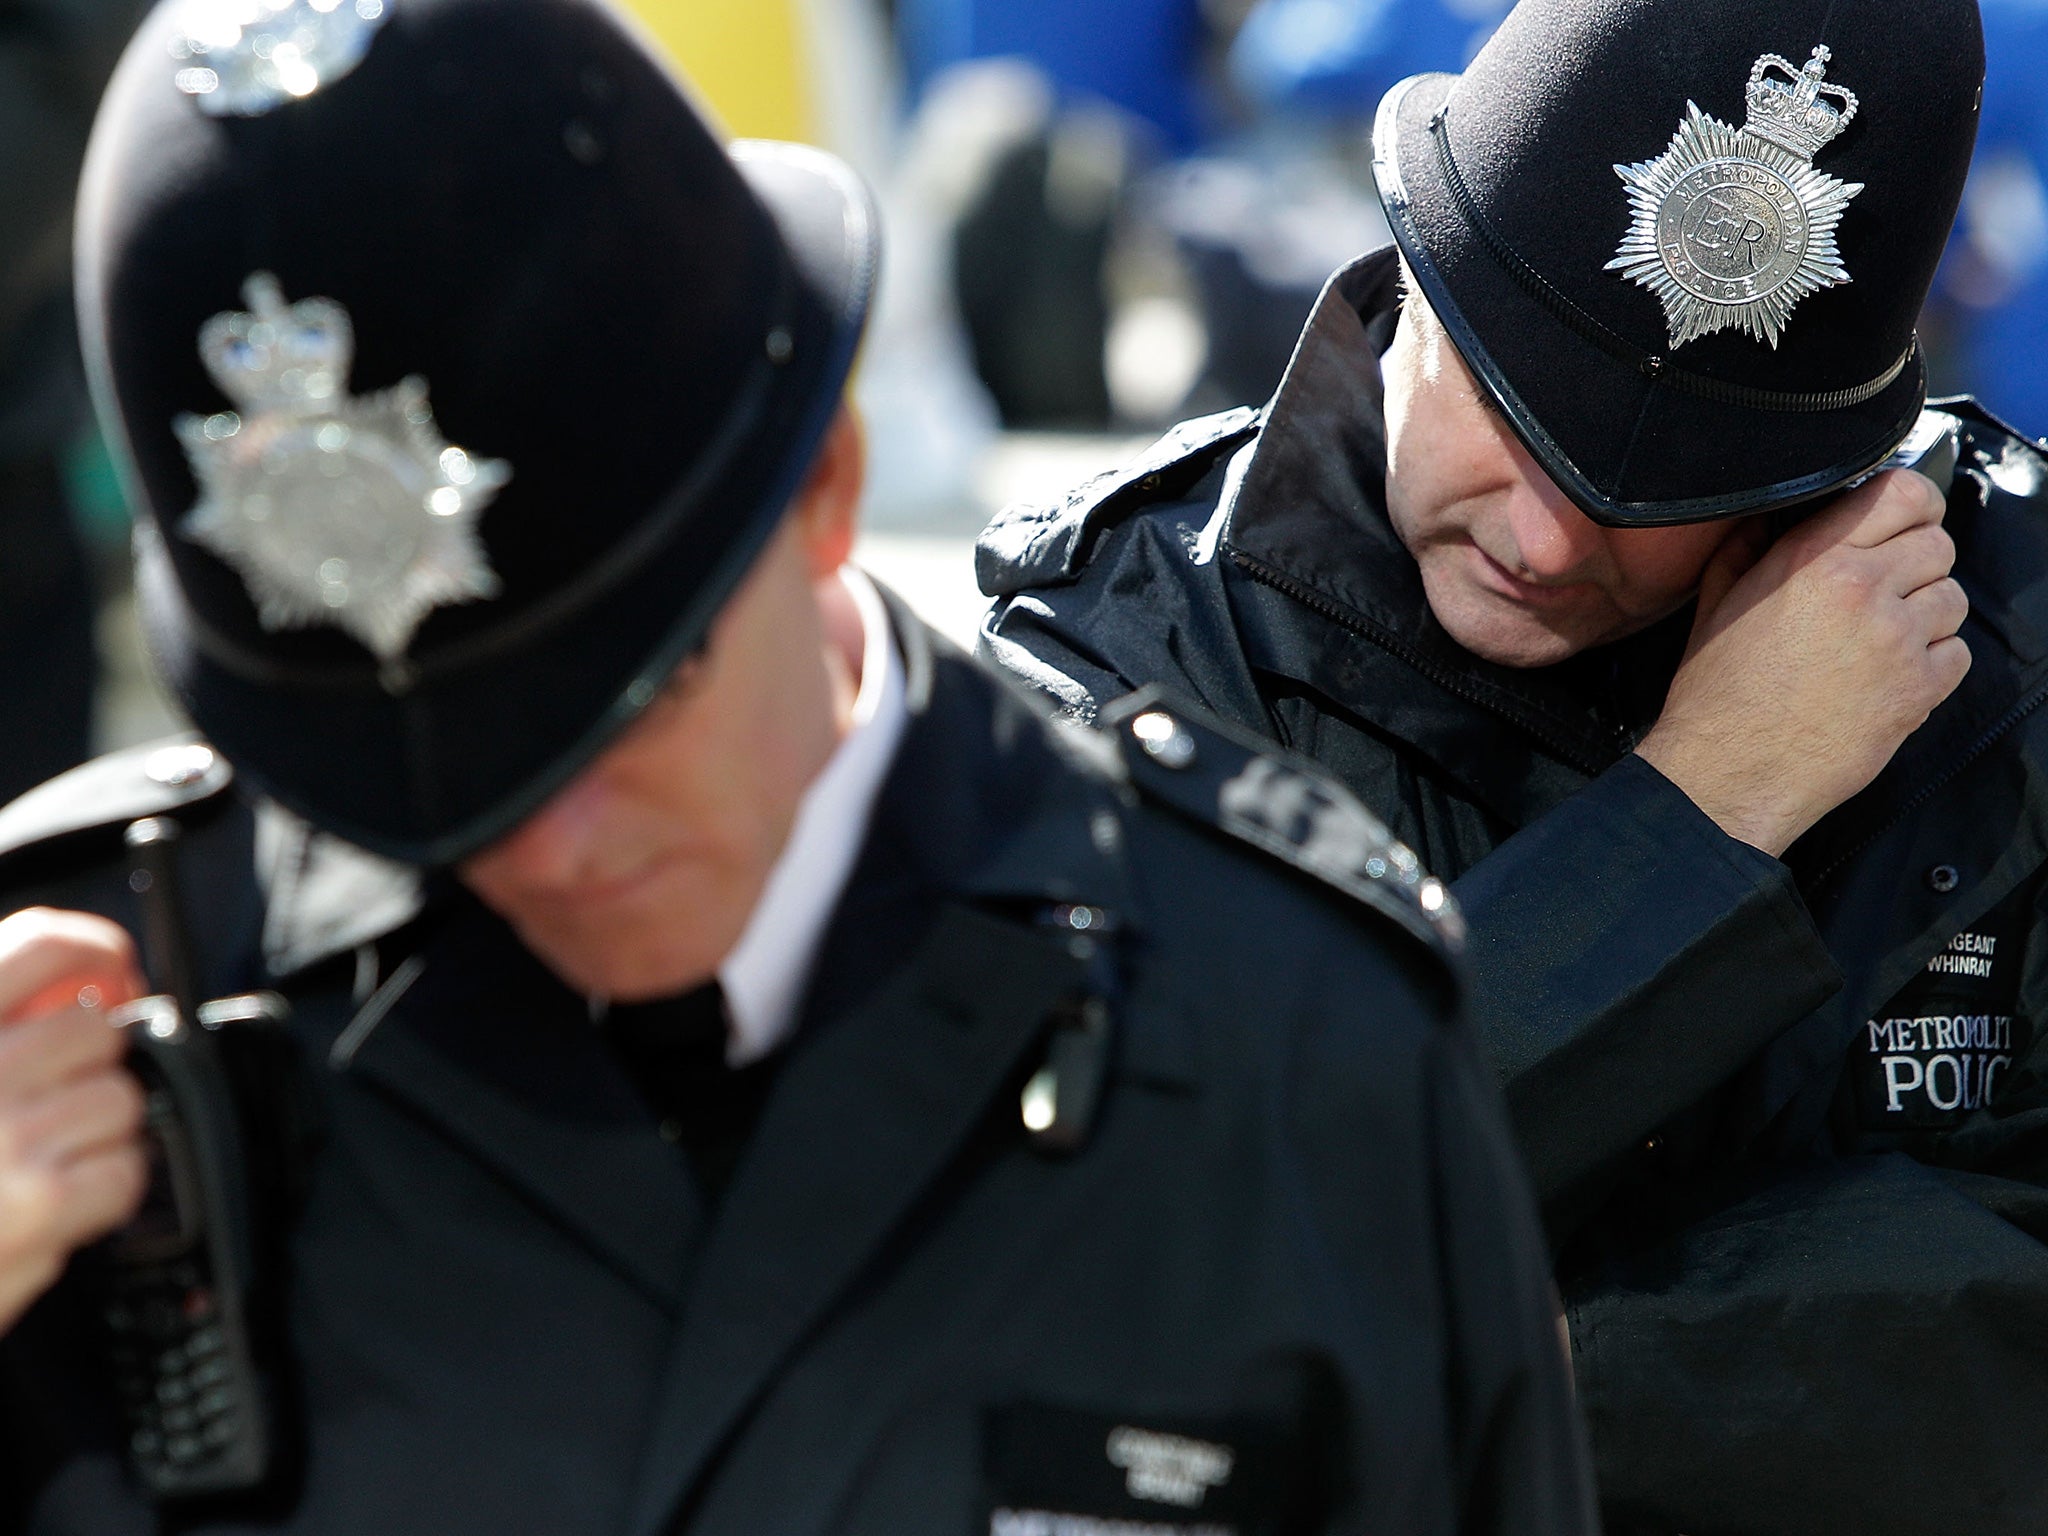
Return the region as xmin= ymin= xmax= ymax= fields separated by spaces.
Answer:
xmin=629 ymin=648 xmax=712 ymax=728
xmin=1470 ymin=383 xmax=1511 ymax=424
xmin=659 ymin=648 xmax=711 ymax=704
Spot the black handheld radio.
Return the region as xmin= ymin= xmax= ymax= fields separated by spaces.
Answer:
xmin=96 ymin=816 xmax=294 ymax=1504
xmin=1866 ymin=410 xmax=1963 ymax=497
xmin=1765 ymin=411 xmax=1962 ymax=542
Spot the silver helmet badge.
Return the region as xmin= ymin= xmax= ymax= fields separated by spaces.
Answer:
xmin=1608 ymin=46 xmax=1863 ymax=350
xmin=176 ymin=274 xmax=508 ymax=663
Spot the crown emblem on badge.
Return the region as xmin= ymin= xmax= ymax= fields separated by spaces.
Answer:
xmin=176 ymin=274 xmax=509 ymax=666
xmin=1743 ymin=47 xmax=1859 ymax=160
xmin=1607 ymin=45 xmax=1864 ymax=350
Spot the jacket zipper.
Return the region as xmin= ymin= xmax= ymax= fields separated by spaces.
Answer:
xmin=1807 ymin=675 xmax=2048 ymax=893
xmin=1228 ymin=546 xmax=1619 ymax=777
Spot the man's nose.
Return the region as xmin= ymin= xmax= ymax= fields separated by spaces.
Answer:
xmin=1503 ymin=472 xmax=1606 ymax=583
xmin=462 ymin=773 xmax=608 ymax=892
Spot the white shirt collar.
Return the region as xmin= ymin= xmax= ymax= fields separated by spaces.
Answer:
xmin=717 ymin=565 xmax=907 ymax=1065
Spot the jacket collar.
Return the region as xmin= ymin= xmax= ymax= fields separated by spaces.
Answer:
xmin=257 ymin=801 xmax=425 ymax=979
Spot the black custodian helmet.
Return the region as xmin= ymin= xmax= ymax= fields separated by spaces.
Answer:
xmin=1372 ymin=0 xmax=1984 ymax=526
xmin=76 ymin=0 xmax=878 ymax=863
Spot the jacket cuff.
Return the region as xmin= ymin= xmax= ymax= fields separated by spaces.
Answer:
xmin=1458 ymin=752 xmax=1843 ymax=1202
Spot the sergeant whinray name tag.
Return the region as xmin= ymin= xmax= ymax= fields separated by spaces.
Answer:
xmin=1853 ymin=888 xmax=2037 ymax=1133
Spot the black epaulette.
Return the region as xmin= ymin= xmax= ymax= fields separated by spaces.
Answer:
xmin=975 ymin=407 xmax=1262 ymax=596
xmin=0 ymin=737 xmax=235 ymax=874
xmin=1101 ymin=688 xmax=1465 ymax=961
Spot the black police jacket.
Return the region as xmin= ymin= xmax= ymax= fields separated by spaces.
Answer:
xmin=0 ymin=604 xmax=1593 ymax=1536
xmin=979 ymin=246 xmax=2048 ymax=1536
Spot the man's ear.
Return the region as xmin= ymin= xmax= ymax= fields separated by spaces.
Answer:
xmin=793 ymin=406 xmax=864 ymax=579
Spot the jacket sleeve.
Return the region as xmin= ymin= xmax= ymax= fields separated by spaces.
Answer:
xmin=1567 ymin=1152 xmax=2048 ymax=1536
xmin=1453 ymin=753 xmax=1843 ymax=1216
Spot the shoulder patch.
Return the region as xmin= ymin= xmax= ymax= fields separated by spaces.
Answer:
xmin=0 ymin=737 xmax=234 ymax=867
xmin=1101 ymin=688 xmax=1464 ymax=960
xmin=975 ymin=407 xmax=1261 ymax=598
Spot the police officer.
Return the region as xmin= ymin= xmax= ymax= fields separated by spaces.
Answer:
xmin=980 ymin=0 xmax=2048 ymax=1531
xmin=0 ymin=0 xmax=1596 ymax=1530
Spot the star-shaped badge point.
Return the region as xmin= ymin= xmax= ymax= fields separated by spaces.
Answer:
xmin=176 ymin=273 xmax=509 ymax=662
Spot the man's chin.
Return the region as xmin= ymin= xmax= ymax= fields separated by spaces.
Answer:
xmin=1456 ymin=628 xmax=1588 ymax=669
xmin=514 ymin=922 xmax=725 ymax=1003
xmin=476 ymin=859 xmax=758 ymax=1001
xmin=1425 ymin=587 xmax=1603 ymax=669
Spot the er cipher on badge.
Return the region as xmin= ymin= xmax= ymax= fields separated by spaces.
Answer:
xmin=1608 ymin=46 xmax=1863 ymax=350
xmin=176 ymin=274 xmax=509 ymax=664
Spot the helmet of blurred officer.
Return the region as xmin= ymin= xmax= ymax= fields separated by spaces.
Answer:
xmin=76 ymin=0 xmax=877 ymax=863
xmin=1371 ymin=0 xmax=1984 ymax=526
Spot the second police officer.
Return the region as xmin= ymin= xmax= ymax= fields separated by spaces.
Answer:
xmin=0 ymin=0 xmax=1597 ymax=1530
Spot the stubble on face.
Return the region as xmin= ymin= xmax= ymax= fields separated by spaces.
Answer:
xmin=1380 ymin=288 xmax=1741 ymax=668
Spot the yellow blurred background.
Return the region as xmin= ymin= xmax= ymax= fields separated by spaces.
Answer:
xmin=627 ymin=0 xmax=816 ymax=143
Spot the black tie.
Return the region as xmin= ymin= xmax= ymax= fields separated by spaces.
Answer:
xmin=603 ymin=982 xmax=782 ymax=1204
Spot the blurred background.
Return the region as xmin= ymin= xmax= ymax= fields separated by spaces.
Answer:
xmin=6 ymin=0 xmax=2047 ymax=792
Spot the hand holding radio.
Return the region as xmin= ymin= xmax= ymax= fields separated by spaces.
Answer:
xmin=0 ymin=909 xmax=150 ymax=1334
